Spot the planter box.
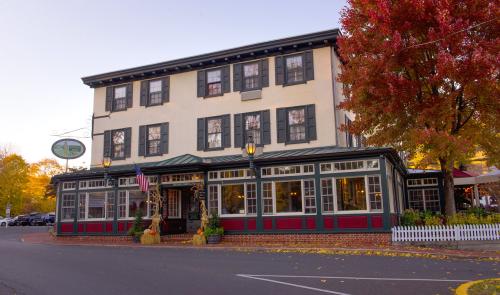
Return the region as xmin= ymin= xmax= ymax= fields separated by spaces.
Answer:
xmin=207 ymin=234 xmax=222 ymax=244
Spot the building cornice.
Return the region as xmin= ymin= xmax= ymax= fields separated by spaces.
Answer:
xmin=81 ymin=28 xmax=340 ymax=88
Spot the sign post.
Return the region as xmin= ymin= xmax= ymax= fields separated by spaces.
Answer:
xmin=6 ymin=203 xmax=11 ymax=219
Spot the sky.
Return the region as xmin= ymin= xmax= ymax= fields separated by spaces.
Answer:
xmin=0 ymin=0 xmax=347 ymax=168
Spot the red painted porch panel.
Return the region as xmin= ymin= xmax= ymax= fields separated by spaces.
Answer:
xmin=263 ymin=218 xmax=273 ymax=230
xmin=85 ymin=223 xmax=103 ymax=233
xmin=77 ymin=223 xmax=84 ymax=233
xmin=323 ymin=216 xmax=334 ymax=229
xmin=220 ymin=219 xmax=245 ymax=231
xmin=60 ymin=223 xmax=73 ymax=233
xmin=118 ymin=222 xmax=126 ymax=232
xmin=276 ymin=217 xmax=302 ymax=230
xmin=371 ymin=215 xmax=383 ymax=228
xmin=105 ymin=222 xmax=113 ymax=232
xmin=337 ymin=216 xmax=368 ymax=229
xmin=247 ymin=219 xmax=256 ymax=230
xmin=306 ymin=217 xmax=316 ymax=229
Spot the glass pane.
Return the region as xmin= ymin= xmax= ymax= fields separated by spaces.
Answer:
xmin=128 ymin=190 xmax=147 ymax=218
xmin=207 ymin=70 xmax=221 ymax=83
xmin=262 ymin=182 xmax=273 ymax=214
xmin=106 ymin=192 xmax=115 ymax=219
xmin=113 ymin=130 xmax=124 ymax=144
xmin=286 ymin=55 xmax=304 ymax=83
xmin=149 ymin=80 xmax=162 ymax=92
xmin=221 ymin=184 xmax=245 ymax=214
xmin=114 ymin=86 xmax=126 ymax=98
xmin=243 ymin=63 xmax=259 ymax=77
xmin=336 ymin=177 xmax=367 ymax=211
xmin=208 ymin=185 xmax=218 ymax=216
xmin=288 ymin=109 xmax=305 ymax=124
xmin=275 ymin=181 xmax=302 ymax=213
xmin=245 ymin=114 xmax=261 ymax=144
xmin=321 ymin=179 xmax=334 ymax=212
xmin=88 ymin=192 xmax=105 ymax=219
xmin=207 ymin=119 xmax=222 ymax=133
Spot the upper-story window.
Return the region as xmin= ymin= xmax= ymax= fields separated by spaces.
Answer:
xmin=245 ymin=113 xmax=261 ymax=145
xmin=207 ymin=118 xmax=222 ymax=149
xmin=197 ymin=115 xmax=230 ymax=151
xmin=113 ymin=86 xmax=127 ymax=111
xmin=275 ymin=51 xmax=314 ymax=86
xmin=105 ymin=84 xmax=132 ymax=112
xmin=277 ymin=105 xmax=316 ymax=144
xmin=285 ymin=55 xmax=304 ymax=84
xmin=233 ymin=59 xmax=269 ymax=92
xmin=207 ymin=69 xmax=222 ymax=96
xmin=112 ymin=130 xmax=125 ymax=159
xmin=104 ymin=128 xmax=131 ymax=160
xmin=140 ymin=77 xmax=170 ymax=107
xmin=197 ymin=66 xmax=230 ymax=98
xmin=139 ymin=123 xmax=169 ymax=157
xmin=234 ymin=110 xmax=271 ymax=148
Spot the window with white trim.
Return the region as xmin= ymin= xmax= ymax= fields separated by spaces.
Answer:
xmin=78 ymin=193 xmax=86 ymax=220
xmin=167 ymin=190 xmax=181 ymax=218
xmin=106 ymin=192 xmax=115 ymax=220
xmin=320 ymin=159 xmax=379 ymax=173
xmin=408 ymin=188 xmax=440 ymax=212
xmin=407 ymin=178 xmax=438 ymax=187
xmin=246 ymin=183 xmax=257 ymax=215
xmin=128 ymin=190 xmax=146 ymax=218
xmin=336 ymin=177 xmax=367 ymax=211
xmin=262 ymin=182 xmax=273 ymax=215
xmin=221 ymin=184 xmax=245 ymax=215
xmin=260 ymin=164 xmax=314 ymax=178
xmin=368 ymin=176 xmax=382 ymax=210
xmin=88 ymin=192 xmax=105 ymax=219
xmin=261 ymin=179 xmax=316 ymax=215
xmin=113 ymin=86 xmax=127 ymax=111
xmin=61 ymin=193 xmax=75 ymax=220
xmin=148 ymin=79 xmax=162 ymax=105
xmin=118 ymin=191 xmax=127 ymax=218
xmin=208 ymin=185 xmax=218 ymax=216
xmin=321 ymin=178 xmax=334 ymax=213
xmin=303 ymin=180 xmax=316 ymax=214
xmin=62 ymin=182 xmax=76 ymax=191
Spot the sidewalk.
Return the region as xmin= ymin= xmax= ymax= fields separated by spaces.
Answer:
xmin=21 ymin=232 xmax=500 ymax=261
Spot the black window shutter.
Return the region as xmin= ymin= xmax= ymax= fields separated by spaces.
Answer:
xmin=233 ymin=113 xmax=243 ymax=148
xmin=222 ymin=114 xmax=231 ymax=148
xmin=260 ymin=59 xmax=269 ymax=88
xmin=233 ymin=64 xmax=242 ymax=92
xmin=138 ymin=126 xmax=146 ymax=156
xmin=140 ymin=81 xmax=148 ymax=107
xmin=103 ymin=130 xmax=111 ymax=157
xmin=105 ymin=87 xmax=113 ymax=112
xmin=306 ymin=104 xmax=317 ymax=141
xmin=124 ymin=128 xmax=132 ymax=158
xmin=160 ymin=122 xmax=169 ymax=154
xmin=276 ymin=108 xmax=287 ymax=143
xmin=275 ymin=56 xmax=284 ymax=85
xmin=126 ymin=83 xmax=133 ymax=108
xmin=162 ymin=76 xmax=170 ymax=103
xmin=305 ymin=51 xmax=314 ymax=81
xmin=262 ymin=110 xmax=271 ymax=145
xmin=222 ymin=66 xmax=230 ymax=93
xmin=197 ymin=70 xmax=206 ymax=97
xmin=197 ymin=118 xmax=206 ymax=151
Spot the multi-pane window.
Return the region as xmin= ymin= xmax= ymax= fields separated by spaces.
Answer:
xmin=303 ymin=180 xmax=316 ymax=214
xmin=61 ymin=193 xmax=76 ymax=220
xmin=207 ymin=118 xmax=222 ymax=149
xmin=246 ymin=183 xmax=257 ymax=215
xmin=221 ymin=184 xmax=245 ymax=215
xmin=244 ymin=113 xmax=261 ymax=145
xmin=128 ymin=190 xmax=146 ymax=218
xmin=288 ymin=108 xmax=306 ymax=141
xmin=206 ymin=69 xmax=222 ymax=96
xmin=368 ymin=176 xmax=382 ymax=210
xmin=147 ymin=125 xmax=161 ymax=156
xmin=321 ymin=179 xmax=334 ymax=213
xmin=113 ymin=86 xmax=127 ymax=111
xmin=167 ymin=190 xmax=181 ymax=218
xmin=409 ymin=189 xmax=440 ymax=212
xmin=149 ymin=80 xmax=162 ymax=105
xmin=118 ymin=191 xmax=127 ymax=218
xmin=208 ymin=185 xmax=218 ymax=216
xmin=243 ymin=62 xmax=259 ymax=91
xmin=275 ymin=181 xmax=302 ymax=213
xmin=78 ymin=193 xmax=86 ymax=220
xmin=88 ymin=192 xmax=105 ymax=219
xmin=407 ymin=178 xmax=438 ymax=187
xmin=106 ymin=192 xmax=115 ymax=220
xmin=262 ymin=182 xmax=273 ymax=214
xmin=285 ymin=55 xmax=304 ymax=83
xmin=112 ymin=130 xmax=125 ymax=159
xmin=62 ymin=182 xmax=76 ymax=190
xmin=336 ymin=177 xmax=367 ymax=211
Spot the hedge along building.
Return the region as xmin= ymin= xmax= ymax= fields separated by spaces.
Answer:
xmin=52 ymin=29 xmax=442 ymax=237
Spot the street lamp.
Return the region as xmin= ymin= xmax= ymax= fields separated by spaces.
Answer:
xmin=102 ymin=156 xmax=114 ymax=186
xmin=245 ymin=135 xmax=258 ymax=177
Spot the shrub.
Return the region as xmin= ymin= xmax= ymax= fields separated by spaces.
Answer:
xmin=446 ymin=212 xmax=500 ymax=225
xmin=401 ymin=209 xmax=421 ymax=226
xmin=204 ymin=213 xmax=224 ymax=237
xmin=424 ymin=215 xmax=442 ymax=226
xmin=127 ymin=210 xmax=144 ymax=236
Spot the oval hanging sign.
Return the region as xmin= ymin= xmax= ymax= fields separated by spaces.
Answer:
xmin=51 ymin=138 xmax=86 ymax=159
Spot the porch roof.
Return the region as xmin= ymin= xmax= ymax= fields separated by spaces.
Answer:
xmin=52 ymin=146 xmax=404 ymax=181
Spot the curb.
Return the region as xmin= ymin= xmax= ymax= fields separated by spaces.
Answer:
xmin=455 ymin=278 xmax=500 ymax=295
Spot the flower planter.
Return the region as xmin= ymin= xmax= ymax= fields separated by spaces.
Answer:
xmin=207 ymin=234 xmax=222 ymax=244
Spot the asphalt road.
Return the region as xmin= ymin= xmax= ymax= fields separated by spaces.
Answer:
xmin=0 ymin=227 xmax=498 ymax=295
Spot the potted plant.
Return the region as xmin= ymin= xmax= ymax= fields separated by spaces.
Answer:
xmin=204 ymin=213 xmax=224 ymax=244
xmin=127 ymin=210 xmax=144 ymax=243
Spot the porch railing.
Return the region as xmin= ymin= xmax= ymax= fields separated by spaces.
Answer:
xmin=392 ymin=224 xmax=500 ymax=242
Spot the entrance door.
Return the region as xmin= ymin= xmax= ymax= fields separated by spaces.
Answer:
xmin=167 ymin=190 xmax=182 ymax=219
xmin=162 ymin=189 xmax=185 ymax=234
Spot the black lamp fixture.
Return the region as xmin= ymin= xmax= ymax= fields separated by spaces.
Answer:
xmin=102 ymin=156 xmax=114 ymax=186
xmin=245 ymin=135 xmax=258 ymax=177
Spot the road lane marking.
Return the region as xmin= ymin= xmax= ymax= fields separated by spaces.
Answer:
xmin=237 ymin=274 xmax=351 ymax=295
xmin=238 ymin=274 xmax=469 ymax=282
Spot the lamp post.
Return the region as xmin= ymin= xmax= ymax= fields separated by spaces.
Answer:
xmin=102 ymin=156 xmax=114 ymax=186
xmin=245 ymin=135 xmax=258 ymax=178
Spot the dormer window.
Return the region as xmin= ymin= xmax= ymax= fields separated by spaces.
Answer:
xmin=113 ymin=86 xmax=127 ymax=111
xmin=206 ymin=69 xmax=222 ymax=96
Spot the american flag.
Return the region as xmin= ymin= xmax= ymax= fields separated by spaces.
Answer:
xmin=135 ymin=165 xmax=149 ymax=192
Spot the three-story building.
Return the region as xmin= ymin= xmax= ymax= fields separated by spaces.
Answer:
xmin=53 ymin=29 xmax=443 ymax=237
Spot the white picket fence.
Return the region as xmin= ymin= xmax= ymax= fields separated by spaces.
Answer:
xmin=392 ymin=224 xmax=500 ymax=242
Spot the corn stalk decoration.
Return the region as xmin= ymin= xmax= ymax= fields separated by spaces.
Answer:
xmin=140 ymin=185 xmax=162 ymax=245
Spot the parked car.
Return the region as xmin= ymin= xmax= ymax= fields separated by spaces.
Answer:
xmin=41 ymin=213 xmax=55 ymax=225
xmin=16 ymin=215 xmax=30 ymax=226
xmin=0 ymin=217 xmax=12 ymax=227
xmin=28 ymin=213 xmax=44 ymax=226
xmin=8 ymin=216 xmax=19 ymax=226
